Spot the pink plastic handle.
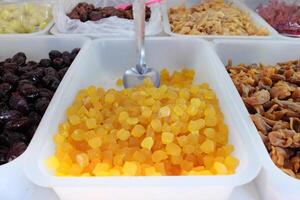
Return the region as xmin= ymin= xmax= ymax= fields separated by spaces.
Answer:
xmin=115 ymin=0 xmax=162 ymax=10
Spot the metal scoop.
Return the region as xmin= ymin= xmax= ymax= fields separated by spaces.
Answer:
xmin=123 ymin=0 xmax=160 ymax=88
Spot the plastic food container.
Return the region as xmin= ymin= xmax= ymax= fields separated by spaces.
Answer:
xmin=242 ymin=0 xmax=300 ymax=39
xmin=162 ymin=0 xmax=278 ymax=40
xmin=0 ymin=1 xmax=54 ymax=37
xmin=0 ymin=36 xmax=91 ymax=200
xmin=25 ymin=38 xmax=260 ymax=200
xmin=213 ymin=39 xmax=300 ymax=200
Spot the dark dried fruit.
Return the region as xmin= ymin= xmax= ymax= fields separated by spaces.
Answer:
xmin=5 ymin=117 xmax=31 ymax=131
xmin=12 ymin=52 xmax=26 ymax=65
xmin=67 ymin=3 xmax=151 ymax=22
xmin=52 ymin=58 xmax=64 ymax=69
xmin=3 ymin=62 xmax=18 ymax=73
xmin=28 ymin=111 xmax=41 ymax=124
xmin=42 ymin=75 xmax=60 ymax=91
xmin=44 ymin=67 xmax=59 ymax=78
xmin=38 ymin=88 xmax=53 ymax=99
xmin=0 ymin=130 xmax=27 ymax=147
xmin=0 ymin=146 xmax=8 ymax=164
xmin=0 ymin=48 xmax=79 ymax=165
xmin=6 ymin=142 xmax=27 ymax=162
xmin=0 ymin=110 xmax=21 ymax=124
xmin=35 ymin=97 xmax=50 ymax=114
xmin=39 ymin=59 xmax=51 ymax=68
xmin=2 ymin=72 xmax=19 ymax=85
xmin=18 ymin=83 xmax=39 ymax=99
xmin=0 ymin=83 xmax=12 ymax=96
xmin=58 ymin=67 xmax=69 ymax=79
xmin=9 ymin=93 xmax=29 ymax=114
xmin=49 ymin=50 xmax=62 ymax=61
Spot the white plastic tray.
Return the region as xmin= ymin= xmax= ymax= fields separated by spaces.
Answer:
xmin=162 ymin=0 xmax=279 ymax=40
xmin=0 ymin=36 xmax=91 ymax=200
xmin=25 ymin=38 xmax=260 ymax=200
xmin=213 ymin=39 xmax=300 ymax=200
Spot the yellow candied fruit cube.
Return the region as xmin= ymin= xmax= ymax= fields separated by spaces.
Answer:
xmin=118 ymin=111 xmax=129 ymax=123
xmin=145 ymin=167 xmax=161 ymax=176
xmin=131 ymin=124 xmax=146 ymax=138
xmin=171 ymin=155 xmax=182 ymax=165
xmin=45 ymin=156 xmax=60 ymax=170
xmin=213 ymin=162 xmax=228 ymax=175
xmin=161 ymin=132 xmax=174 ymax=144
xmin=205 ymin=115 xmax=218 ymax=127
xmin=177 ymin=135 xmax=188 ymax=147
xmin=76 ymin=153 xmax=89 ymax=168
xmin=109 ymin=168 xmax=121 ymax=176
xmin=224 ymin=156 xmax=239 ymax=170
xmin=116 ymin=78 xmax=123 ymax=86
xmin=132 ymin=151 xmax=146 ymax=163
xmin=151 ymin=150 xmax=167 ymax=163
xmin=187 ymin=104 xmax=198 ymax=116
xmin=123 ymin=161 xmax=138 ymax=176
xmin=204 ymin=128 xmax=216 ymax=140
xmin=71 ymin=129 xmax=84 ymax=141
xmin=141 ymin=106 xmax=152 ymax=118
xmin=88 ymin=137 xmax=102 ymax=148
xmin=188 ymin=119 xmax=205 ymax=132
xmin=87 ymin=85 xmax=97 ymax=96
xmin=93 ymin=163 xmax=111 ymax=176
xmin=183 ymin=144 xmax=195 ymax=154
xmin=165 ymin=143 xmax=181 ymax=156
xmin=127 ymin=117 xmax=139 ymax=125
xmin=86 ymin=118 xmax=97 ymax=129
xmin=159 ymin=105 xmax=171 ymax=118
xmin=53 ymin=134 xmax=65 ymax=145
xmin=117 ymin=129 xmax=130 ymax=141
xmin=151 ymin=119 xmax=162 ymax=132
xmin=69 ymin=115 xmax=81 ymax=125
xmin=141 ymin=137 xmax=154 ymax=150
xmin=104 ymin=93 xmax=115 ymax=103
xmin=200 ymin=139 xmax=216 ymax=154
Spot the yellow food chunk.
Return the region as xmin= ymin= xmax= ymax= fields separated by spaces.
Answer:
xmin=116 ymin=78 xmax=123 ymax=86
xmin=131 ymin=124 xmax=146 ymax=138
xmin=161 ymin=132 xmax=174 ymax=144
xmin=123 ymin=161 xmax=138 ymax=176
xmin=46 ymin=156 xmax=60 ymax=170
xmin=166 ymin=143 xmax=181 ymax=156
xmin=151 ymin=119 xmax=162 ymax=132
xmin=117 ymin=129 xmax=130 ymax=141
xmin=141 ymin=137 xmax=154 ymax=150
xmin=200 ymin=139 xmax=216 ymax=154
xmin=88 ymin=137 xmax=102 ymax=148
xmin=48 ymin=68 xmax=238 ymax=177
xmin=152 ymin=150 xmax=168 ymax=163
xmin=213 ymin=162 xmax=228 ymax=175
xmin=159 ymin=105 xmax=171 ymax=118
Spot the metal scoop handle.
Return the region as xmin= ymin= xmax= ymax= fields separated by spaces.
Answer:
xmin=134 ymin=0 xmax=148 ymax=74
